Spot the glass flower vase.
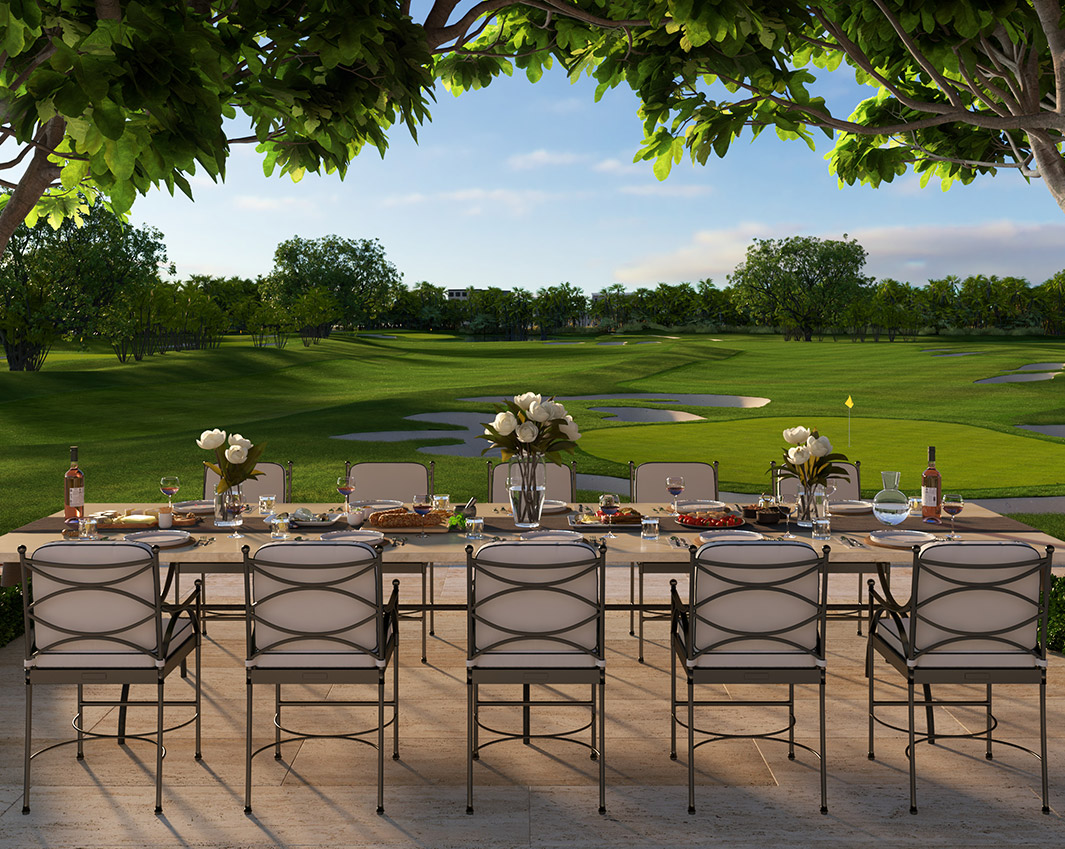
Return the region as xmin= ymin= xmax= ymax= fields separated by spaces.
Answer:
xmin=213 ymin=484 xmax=245 ymax=529
xmin=795 ymin=484 xmax=816 ymax=528
xmin=506 ymin=455 xmax=547 ymax=529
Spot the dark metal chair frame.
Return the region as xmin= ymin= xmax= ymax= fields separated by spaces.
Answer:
xmin=628 ymin=459 xmax=719 ymax=661
xmin=346 ymin=459 xmax=435 ymax=663
xmin=671 ymin=540 xmax=829 ymax=814
xmin=242 ymin=541 xmax=400 ymax=815
xmin=465 ymin=540 xmax=606 ymax=815
xmin=866 ymin=541 xmax=1053 ymax=814
xmin=19 ymin=540 xmax=202 ymax=814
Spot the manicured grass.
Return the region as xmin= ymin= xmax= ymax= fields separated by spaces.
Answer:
xmin=1 ymin=331 xmax=1063 ymax=535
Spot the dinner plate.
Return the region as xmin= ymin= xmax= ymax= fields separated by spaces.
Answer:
xmin=125 ymin=530 xmax=193 ymax=549
xmin=173 ymin=500 xmax=215 ymax=514
xmin=698 ymin=529 xmax=764 ymax=543
xmin=829 ymin=500 xmax=874 ymax=515
xmin=321 ymin=530 xmax=385 ymax=542
xmin=867 ymin=529 xmax=938 ymax=548
xmin=289 ymin=514 xmax=343 ymax=528
xmin=351 ymin=500 xmax=405 ymax=512
xmin=520 ymin=529 xmax=583 ymax=541
xmin=540 ymin=499 xmax=570 ymax=514
xmin=676 ymin=500 xmax=727 ymax=512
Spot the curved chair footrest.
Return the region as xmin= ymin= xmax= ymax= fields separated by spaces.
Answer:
xmin=473 ymin=731 xmax=600 ymax=759
xmin=272 ymin=712 xmax=397 ymax=740
xmin=870 ymin=706 xmax=999 ymax=740
xmin=692 ymin=734 xmax=822 ymax=761
xmin=31 ymin=733 xmax=166 ymax=762
xmin=671 ymin=707 xmax=796 ymax=742
xmin=71 ymin=712 xmax=199 ymax=739
xmin=475 ymin=716 xmax=592 ymax=741
xmin=250 ymin=732 xmax=378 ymax=762
xmin=902 ymin=734 xmax=1043 ymax=762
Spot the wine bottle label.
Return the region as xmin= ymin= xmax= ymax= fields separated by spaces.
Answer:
xmin=921 ymin=486 xmax=937 ymax=507
xmin=68 ymin=486 xmax=84 ymax=507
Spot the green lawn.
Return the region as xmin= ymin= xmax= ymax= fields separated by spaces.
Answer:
xmin=1 ymin=331 xmax=1063 ymax=534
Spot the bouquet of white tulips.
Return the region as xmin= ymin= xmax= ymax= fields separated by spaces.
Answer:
xmin=196 ymin=428 xmax=267 ymax=492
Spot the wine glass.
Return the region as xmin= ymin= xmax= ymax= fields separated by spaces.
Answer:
xmin=599 ymin=493 xmax=620 ymax=539
xmin=159 ymin=476 xmax=180 ymax=507
xmin=337 ymin=476 xmax=355 ymax=513
xmin=778 ymin=498 xmax=797 ymax=539
xmin=943 ymin=493 xmax=964 ymax=540
xmin=412 ymin=493 xmax=433 ymax=538
xmin=665 ymin=476 xmax=684 ymax=518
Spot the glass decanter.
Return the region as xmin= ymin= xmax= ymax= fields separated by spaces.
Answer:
xmin=872 ymin=471 xmax=909 ymax=526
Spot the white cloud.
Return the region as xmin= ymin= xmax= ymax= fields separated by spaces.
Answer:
xmin=382 ymin=187 xmax=558 ymax=216
xmin=381 ymin=192 xmax=430 ymax=207
xmin=507 ymin=149 xmax=587 ymax=170
xmin=613 ymin=220 xmax=1065 ymax=286
xmin=233 ymin=195 xmax=317 ymax=214
xmin=593 ymin=157 xmax=646 ymax=177
xmin=619 ymin=184 xmax=712 ymax=198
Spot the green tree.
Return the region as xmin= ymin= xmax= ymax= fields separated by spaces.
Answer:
xmin=920 ymin=277 xmax=961 ymax=334
xmin=728 ymin=236 xmax=872 ymax=341
xmin=262 ymin=235 xmax=402 ymax=329
xmin=535 ymin=282 xmax=587 ymax=338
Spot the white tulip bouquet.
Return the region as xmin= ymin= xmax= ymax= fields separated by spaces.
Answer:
xmin=197 ymin=429 xmax=267 ymax=492
xmin=773 ymin=425 xmax=850 ymax=490
xmin=479 ymin=392 xmax=581 ymax=463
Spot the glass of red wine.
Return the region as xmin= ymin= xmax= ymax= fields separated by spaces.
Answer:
xmin=159 ymin=476 xmax=180 ymax=507
xmin=337 ymin=476 xmax=355 ymax=514
xmin=665 ymin=476 xmax=684 ymax=518
xmin=412 ymin=493 xmax=433 ymax=538
xmin=943 ymin=493 xmax=964 ymax=540
xmin=599 ymin=493 xmax=620 ymax=540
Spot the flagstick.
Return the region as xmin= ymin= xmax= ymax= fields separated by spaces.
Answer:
xmin=848 ymin=407 xmax=851 ymax=448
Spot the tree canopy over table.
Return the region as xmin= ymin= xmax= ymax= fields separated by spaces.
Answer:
xmin=0 ymin=0 xmax=1062 ymax=263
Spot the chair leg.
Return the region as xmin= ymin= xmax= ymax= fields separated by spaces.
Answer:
xmin=985 ymin=684 xmax=993 ymax=759
xmin=195 ymin=638 xmax=202 ymax=760
xmin=787 ymin=683 xmax=796 ymax=760
xmin=274 ymin=684 xmax=282 ymax=759
xmin=819 ymin=672 xmax=828 ymax=814
xmin=908 ymin=679 xmax=917 ymax=814
xmin=856 ymin=574 xmax=863 ymax=636
xmin=590 ymin=683 xmax=597 ymax=759
xmin=867 ymin=652 xmax=876 ymax=760
xmin=638 ymin=567 xmax=646 ymax=663
xmin=377 ymin=674 xmax=385 ymax=815
xmin=245 ymin=677 xmax=253 ymax=813
xmin=598 ymin=674 xmax=606 ymax=815
xmin=155 ymin=679 xmax=164 ymax=814
xmin=428 ymin=563 xmax=436 ymax=637
xmin=77 ymin=684 xmax=86 ymax=757
xmin=200 ymin=572 xmax=207 ymax=636
xmin=923 ymin=684 xmax=936 ymax=745
xmin=669 ymin=643 xmax=677 ymax=760
xmin=522 ymin=683 xmax=531 ymax=745
xmin=22 ymin=680 xmax=32 ymax=813
xmin=629 ymin=563 xmax=635 ymax=636
xmin=420 ymin=565 xmax=427 ymax=664
xmin=393 ymin=645 xmax=400 ymax=760
xmin=687 ymin=675 xmax=695 ymax=814
xmin=466 ymin=675 xmax=474 ymax=814
xmin=1040 ymin=675 xmax=1049 ymax=814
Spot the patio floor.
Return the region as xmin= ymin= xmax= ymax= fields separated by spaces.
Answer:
xmin=0 ymin=567 xmax=1062 ymax=848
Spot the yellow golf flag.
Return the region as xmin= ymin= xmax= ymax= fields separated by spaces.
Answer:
xmin=845 ymin=395 xmax=854 ymax=409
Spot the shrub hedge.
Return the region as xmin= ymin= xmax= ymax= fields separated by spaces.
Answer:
xmin=0 ymin=585 xmax=24 ymax=649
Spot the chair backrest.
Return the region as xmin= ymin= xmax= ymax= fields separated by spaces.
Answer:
xmin=244 ymin=541 xmax=384 ymax=660
xmin=467 ymin=541 xmax=604 ymax=664
xmin=21 ymin=541 xmax=163 ymax=661
xmin=904 ymin=541 xmax=1051 ymax=665
xmin=487 ymin=460 xmax=576 ymax=502
xmin=630 ymin=460 xmax=719 ymax=502
xmin=344 ymin=461 xmax=433 ymax=502
xmin=689 ymin=540 xmax=826 ymax=662
xmin=204 ymin=460 xmax=292 ymax=501
xmin=772 ymin=460 xmax=861 ymax=501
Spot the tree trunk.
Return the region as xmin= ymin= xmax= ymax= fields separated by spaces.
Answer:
xmin=1031 ymin=138 xmax=1065 ymax=215
xmin=0 ymin=118 xmax=65 ymax=256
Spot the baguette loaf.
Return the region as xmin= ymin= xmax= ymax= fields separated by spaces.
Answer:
xmin=369 ymin=508 xmax=448 ymax=528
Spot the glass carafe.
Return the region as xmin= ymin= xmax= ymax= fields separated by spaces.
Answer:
xmin=872 ymin=471 xmax=909 ymax=526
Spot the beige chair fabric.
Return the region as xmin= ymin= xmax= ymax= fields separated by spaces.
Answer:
xmin=630 ymin=460 xmax=719 ymax=502
xmin=345 ymin=461 xmax=433 ymax=503
xmin=773 ymin=460 xmax=861 ymax=501
xmin=487 ymin=460 xmax=576 ymax=502
xmin=203 ymin=460 xmax=292 ymax=501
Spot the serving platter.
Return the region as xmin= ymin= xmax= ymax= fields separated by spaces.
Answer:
xmin=173 ymin=500 xmax=215 ymax=514
xmin=698 ymin=529 xmax=764 ymax=543
xmin=829 ymin=500 xmax=874 ymax=515
xmin=351 ymin=500 xmax=405 ymax=512
xmin=866 ymin=529 xmax=938 ymax=549
xmin=540 ymin=499 xmax=570 ymax=514
xmin=125 ymin=529 xmax=194 ymax=549
xmin=520 ymin=529 xmax=584 ymax=541
xmin=321 ymin=529 xmax=385 ymax=543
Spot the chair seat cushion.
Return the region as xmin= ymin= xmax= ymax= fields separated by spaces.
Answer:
xmin=468 ymin=652 xmax=603 ymax=669
xmin=30 ymin=617 xmax=194 ymax=669
xmin=875 ymin=616 xmax=1040 ymax=668
xmin=248 ymin=651 xmax=384 ymax=669
xmin=687 ymin=651 xmax=821 ymax=669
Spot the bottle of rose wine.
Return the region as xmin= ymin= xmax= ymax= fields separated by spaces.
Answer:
xmin=64 ymin=445 xmax=84 ymax=520
xmin=921 ymin=445 xmax=941 ymax=523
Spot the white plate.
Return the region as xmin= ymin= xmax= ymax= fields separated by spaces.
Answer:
xmin=829 ymin=500 xmax=874 ymax=515
xmin=698 ymin=529 xmax=764 ymax=543
xmin=125 ymin=530 xmax=193 ymax=548
xmin=677 ymin=500 xmax=727 ymax=512
xmin=321 ymin=530 xmax=385 ymax=542
xmin=289 ymin=514 xmax=343 ymax=528
xmin=541 ymin=499 xmax=570 ymax=514
xmin=351 ymin=500 xmax=405 ymax=511
xmin=173 ymin=500 xmax=215 ymax=514
xmin=867 ymin=529 xmax=938 ymax=548
xmin=520 ymin=529 xmax=583 ymax=541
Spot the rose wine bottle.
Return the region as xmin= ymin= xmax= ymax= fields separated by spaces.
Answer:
xmin=921 ymin=445 xmax=941 ymax=522
xmin=64 ymin=445 xmax=85 ymax=520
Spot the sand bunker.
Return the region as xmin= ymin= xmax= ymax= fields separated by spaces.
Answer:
xmin=976 ymin=372 xmax=1061 ymax=384
xmin=1016 ymin=425 xmax=1065 ymax=438
xmin=933 ymin=352 xmax=983 ymax=357
xmin=464 ymin=392 xmax=770 ymax=409
xmin=590 ymin=407 xmax=705 ymax=423
xmin=1015 ymin=362 xmax=1065 ymax=371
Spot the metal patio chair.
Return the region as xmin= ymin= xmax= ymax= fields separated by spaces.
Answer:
xmin=629 ymin=460 xmax=719 ymax=661
xmin=671 ymin=539 xmax=829 ymax=814
xmin=243 ymin=540 xmax=399 ymax=815
xmin=867 ymin=540 xmax=1052 ymax=814
xmin=466 ymin=539 xmax=606 ymax=814
xmin=19 ymin=540 xmax=201 ymax=814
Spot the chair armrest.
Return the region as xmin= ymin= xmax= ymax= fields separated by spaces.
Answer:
xmin=670 ymin=579 xmax=689 ymax=657
xmin=161 ymin=579 xmax=202 ymax=648
xmin=383 ymin=578 xmax=400 ymax=640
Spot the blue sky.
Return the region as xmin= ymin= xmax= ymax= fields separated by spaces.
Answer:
xmin=129 ymin=56 xmax=1065 ymax=294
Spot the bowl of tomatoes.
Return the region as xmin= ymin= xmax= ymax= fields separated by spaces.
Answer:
xmin=676 ymin=511 xmax=744 ymax=529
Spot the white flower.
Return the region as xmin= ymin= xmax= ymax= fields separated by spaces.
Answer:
xmin=559 ymin=417 xmax=581 ymax=441
xmin=225 ymin=443 xmax=249 ymax=464
xmin=550 ymin=401 xmax=568 ymax=419
xmin=513 ymin=392 xmax=541 ymax=411
xmin=782 ymin=426 xmax=811 ymax=445
xmin=807 ymin=435 xmax=832 ymax=457
xmin=515 ymin=421 xmax=539 ymax=443
xmin=196 ymin=428 xmax=226 ymax=450
xmin=492 ymin=411 xmax=518 ymax=435
xmin=228 ymin=432 xmax=253 ymax=451
xmin=527 ymin=399 xmax=551 ymax=422
xmin=541 ymin=400 xmax=566 ymax=421
xmin=788 ymin=445 xmax=811 ymax=465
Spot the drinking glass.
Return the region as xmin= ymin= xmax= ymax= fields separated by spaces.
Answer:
xmin=412 ymin=493 xmax=433 ymax=538
xmin=337 ymin=476 xmax=355 ymax=513
xmin=778 ymin=498 xmax=797 ymax=539
xmin=665 ymin=476 xmax=684 ymax=517
xmin=159 ymin=476 xmax=180 ymax=507
xmin=599 ymin=493 xmax=620 ymax=540
xmin=258 ymin=494 xmax=276 ymax=515
xmin=943 ymin=493 xmax=964 ymax=540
